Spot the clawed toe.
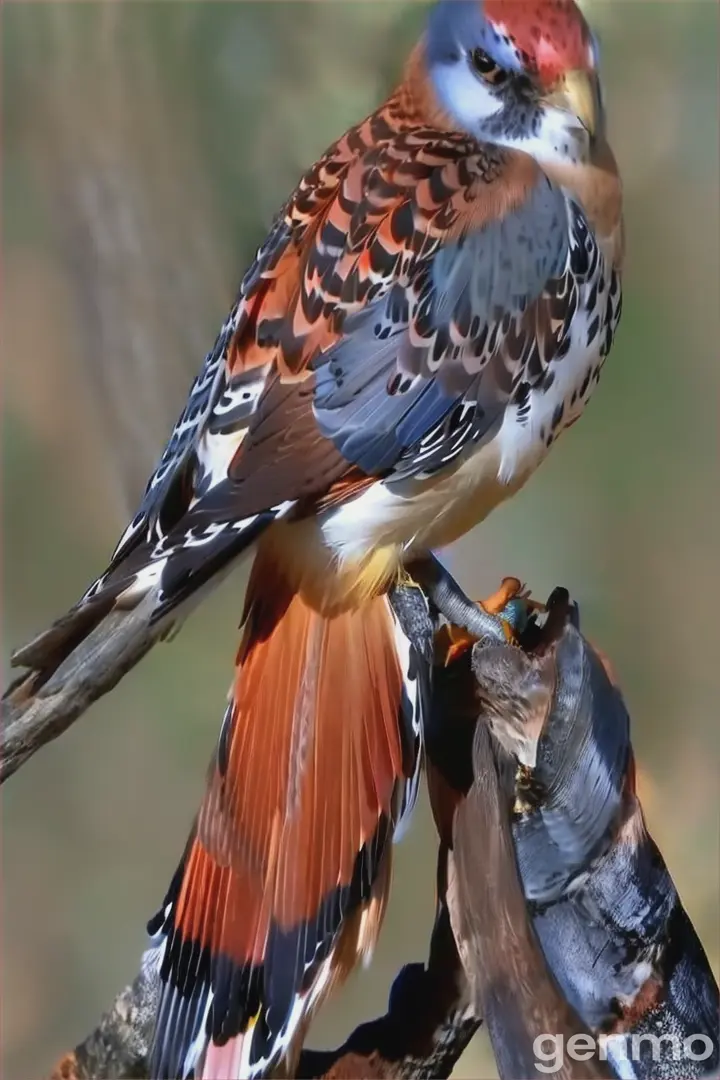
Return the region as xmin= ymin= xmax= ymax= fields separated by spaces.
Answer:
xmin=475 ymin=576 xmax=544 ymax=646
xmin=405 ymin=555 xmax=546 ymax=661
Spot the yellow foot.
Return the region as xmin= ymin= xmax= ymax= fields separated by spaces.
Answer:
xmin=480 ymin=576 xmax=524 ymax=616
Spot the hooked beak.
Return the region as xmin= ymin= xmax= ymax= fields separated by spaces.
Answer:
xmin=545 ymin=69 xmax=599 ymax=138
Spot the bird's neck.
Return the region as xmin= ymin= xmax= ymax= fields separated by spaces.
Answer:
xmin=390 ymin=42 xmax=624 ymax=270
xmin=542 ymin=142 xmax=625 ymax=270
xmin=388 ymin=42 xmax=457 ymax=133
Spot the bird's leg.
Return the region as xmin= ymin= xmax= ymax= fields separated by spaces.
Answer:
xmin=406 ymin=555 xmax=531 ymax=649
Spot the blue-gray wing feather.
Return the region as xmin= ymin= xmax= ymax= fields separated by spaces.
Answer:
xmin=313 ymin=175 xmax=573 ymax=478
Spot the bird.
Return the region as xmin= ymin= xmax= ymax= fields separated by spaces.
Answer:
xmin=7 ymin=0 xmax=624 ymax=1076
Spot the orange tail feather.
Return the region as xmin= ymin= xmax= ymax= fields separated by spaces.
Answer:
xmin=149 ymin=556 xmax=427 ymax=1078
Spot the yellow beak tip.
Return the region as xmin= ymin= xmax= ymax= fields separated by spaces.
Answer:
xmin=548 ymin=69 xmax=599 ymax=139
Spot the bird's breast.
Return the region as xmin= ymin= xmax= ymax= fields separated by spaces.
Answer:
xmin=267 ymin=239 xmax=621 ymax=614
xmin=322 ymin=261 xmax=620 ymax=554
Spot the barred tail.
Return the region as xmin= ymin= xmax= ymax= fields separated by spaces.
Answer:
xmin=148 ymin=553 xmax=427 ymax=1078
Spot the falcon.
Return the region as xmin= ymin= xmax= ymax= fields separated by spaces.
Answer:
xmin=9 ymin=1 xmax=623 ymax=1076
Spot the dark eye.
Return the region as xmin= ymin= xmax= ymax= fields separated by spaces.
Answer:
xmin=469 ymin=47 xmax=508 ymax=86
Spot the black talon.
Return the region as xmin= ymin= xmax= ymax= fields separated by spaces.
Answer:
xmin=546 ymin=586 xmax=570 ymax=611
xmin=568 ymin=600 xmax=581 ymax=629
xmin=545 ymin=586 xmax=580 ymax=629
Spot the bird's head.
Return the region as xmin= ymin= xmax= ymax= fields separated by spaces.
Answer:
xmin=424 ymin=0 xmax=604 ymax=166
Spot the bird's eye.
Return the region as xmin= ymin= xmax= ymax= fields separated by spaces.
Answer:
xmin=469 ymin=47 xmax=508 ymax=86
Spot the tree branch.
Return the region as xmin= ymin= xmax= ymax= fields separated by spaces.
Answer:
xmin=43 ymin=585 xmax=719 ymax=1080
xmin=449 ymin=720 xmax=613 ymax=1080
xmin=49 ymin=869 xmax=476 ymax=1080
xmin=2 ymin=595 xmax=158 ymax=784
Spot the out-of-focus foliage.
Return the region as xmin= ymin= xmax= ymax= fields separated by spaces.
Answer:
xmin=2 ymin=4 xmax=718 ymax=1078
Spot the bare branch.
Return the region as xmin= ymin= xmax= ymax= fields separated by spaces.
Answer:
xmin=449 ymin=720 xmax=612 ymax=1079
xmin=49 ymin=949 xmax=161 ymax=1080
xmin=49 ymin=894 xmax=476 ymax=1080
xmin=43 ymin=589 xmax=720 ymax=1080
xmin=1 ymin=595 xmax=158 ymax=783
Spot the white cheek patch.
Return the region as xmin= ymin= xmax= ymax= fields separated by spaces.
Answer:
xmin=432 ymin=64 xmax=589 ymax=169
xmin=496 ymin=107 xmax=589 ymax=167
xmin=432 ymin=60 xmax=503 ymax=130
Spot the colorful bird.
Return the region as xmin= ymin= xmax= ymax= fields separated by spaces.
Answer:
xmin=9 ymin=0 xmax=623 ymax=1075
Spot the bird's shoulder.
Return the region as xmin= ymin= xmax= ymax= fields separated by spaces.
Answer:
xmin=277 ymin=106 xmax=552 ymax=257
xmin=234 ymin=108 xmax=566 ymax=378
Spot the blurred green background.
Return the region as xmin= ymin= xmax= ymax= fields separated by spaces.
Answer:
xmin=2 ymin=3 xmax=718 ymax=1077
